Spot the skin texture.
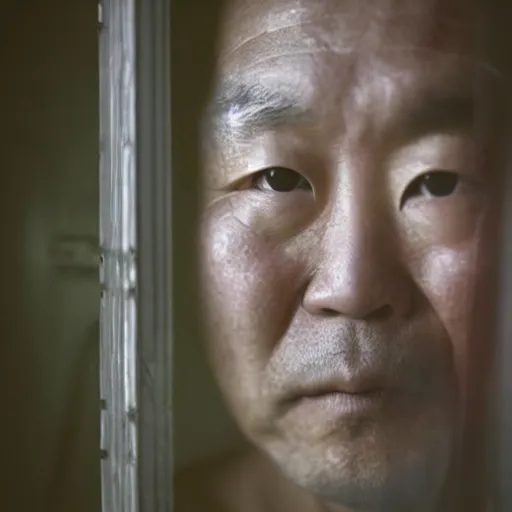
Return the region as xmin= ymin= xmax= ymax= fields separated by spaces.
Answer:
xmin=196 ymin=1 xmax=502 ymax=511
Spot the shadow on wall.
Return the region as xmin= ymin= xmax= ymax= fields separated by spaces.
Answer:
xmin=171 ymin=0 xmax=247 ymax=471
xmin=45 ymin=321 xmax=101 ymax=511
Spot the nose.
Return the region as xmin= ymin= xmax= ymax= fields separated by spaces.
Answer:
xmin=302 ymin=200 xmax=412 ymax=321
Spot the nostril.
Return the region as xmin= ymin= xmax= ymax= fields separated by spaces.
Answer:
xmin=319 ymin=303 xmax=393 ymax=321
xmin=367 ymin=304 xmax=394 ymax=322
xmin=320 ymin=307 xmax=340 ymax=317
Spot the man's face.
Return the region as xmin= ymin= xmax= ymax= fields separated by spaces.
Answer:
xmin=200 ymin=0 xmax=498 ymax=509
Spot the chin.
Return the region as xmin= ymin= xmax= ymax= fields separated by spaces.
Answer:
xmin=263 ymin=424 xmax=455 ymax=512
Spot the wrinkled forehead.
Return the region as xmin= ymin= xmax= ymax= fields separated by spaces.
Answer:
xmin=218 ymin=0 xmax=475 ymax=71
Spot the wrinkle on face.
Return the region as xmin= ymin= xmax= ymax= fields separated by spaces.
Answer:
xmin=207 ymin=17 xmax=500 ymax=167
xmin=218 ymin=0 xmax=478 ymax=73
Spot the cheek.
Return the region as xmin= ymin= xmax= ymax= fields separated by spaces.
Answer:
xmin=405 ymin=196 xmax=483 ymax=247
xmin=414 ymin=243 xmax=482 ymax=400
xmin=402 ymin=192 xmax=491 ymax=386
xmin=200 ymin=201 xmax=303 ymax=407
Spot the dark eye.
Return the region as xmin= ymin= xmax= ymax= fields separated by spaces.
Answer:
xmin=251 ymin=167 xmax=312 ymax=192
xmin=401 ymin=171 xmax=459 ymax=208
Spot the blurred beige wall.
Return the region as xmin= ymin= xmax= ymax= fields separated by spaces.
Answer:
xmin=1 ymin=1 xmax=243 ymax=510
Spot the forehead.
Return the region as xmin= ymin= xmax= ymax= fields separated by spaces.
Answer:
xmin=218 ymin=0 xmax=475 ymax=70
xmin=209 ymin=0 xmax=500 ymax=146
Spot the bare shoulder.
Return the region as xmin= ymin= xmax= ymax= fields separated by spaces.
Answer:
xmin=174 ymin=447 xmax=279 ymax=512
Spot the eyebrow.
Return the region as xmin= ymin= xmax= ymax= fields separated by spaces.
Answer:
xmin=204 ymin=80 xmax=312 ymax=140
xmin=204 ymin=79 xmax=477 ymax=145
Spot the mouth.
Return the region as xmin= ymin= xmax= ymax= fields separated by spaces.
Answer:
xmin=302 ymin=388 xmax=383 ymax=399
xmin=304 ymin=382 xmax=382 ymax=396
xmin=299 ymin=373 xmax=385 ymax=398
xmin=289 ymin=389 xmax=386 ymax=417
xmin=283 ymin=374 xmax=388 ymax=416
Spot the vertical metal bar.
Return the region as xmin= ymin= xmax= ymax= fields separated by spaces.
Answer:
xmin=136 ymin=0 xmax=173 ymax=510
xmin=98 ymin=0 xmax=139 ymax=511
xmin=99 ymin=0 xmax=173 ymax=510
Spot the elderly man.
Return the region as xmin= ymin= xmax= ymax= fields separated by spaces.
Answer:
xmin=177 ymin=0 xmax=505 ymax=510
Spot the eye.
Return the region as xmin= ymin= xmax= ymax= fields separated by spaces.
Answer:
xmin=401 ymin=171 xmax=459 ymax=208
xmin=251 ymin=167 xmax=312 ymax=192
